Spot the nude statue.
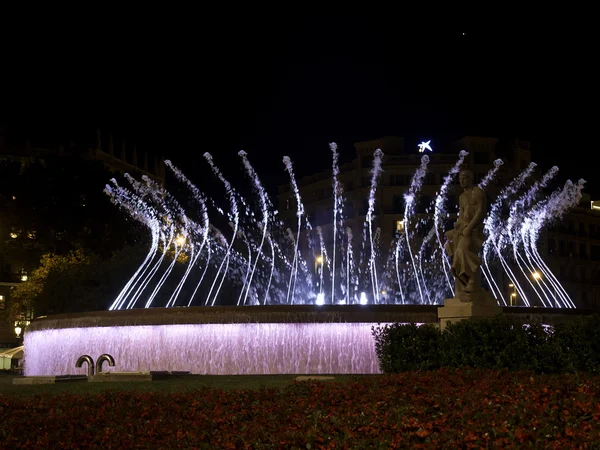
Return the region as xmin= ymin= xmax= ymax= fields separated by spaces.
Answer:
xmin=445 ymin=170 xmax=486 ymax=296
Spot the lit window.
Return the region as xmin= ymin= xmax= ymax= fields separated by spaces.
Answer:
xmin=396 ymin=220 xmax=405 ymax=232
xmin=0 ymin=295 xmax=4 ymax=310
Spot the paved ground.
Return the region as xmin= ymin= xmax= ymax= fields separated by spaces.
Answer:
xmin=0 ymin=371 xmax=356 ymax=397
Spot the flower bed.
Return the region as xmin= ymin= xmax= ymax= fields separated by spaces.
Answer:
xmin=2 ymin=369 xmax=600 ymax=448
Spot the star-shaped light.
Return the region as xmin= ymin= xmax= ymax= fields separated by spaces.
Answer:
xmin=418 ymin=140 xmax=432 ymax=153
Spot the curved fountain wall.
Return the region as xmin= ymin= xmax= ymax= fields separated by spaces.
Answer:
xmin=23 ymin=305 xmax=437 ymax=376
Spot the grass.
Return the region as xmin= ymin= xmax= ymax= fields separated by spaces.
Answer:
xmin=0 ymin=372 xmax=354 ymax=397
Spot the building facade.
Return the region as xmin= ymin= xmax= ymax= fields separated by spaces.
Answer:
xmin=0 ymin=126 xmax=163 ymax=347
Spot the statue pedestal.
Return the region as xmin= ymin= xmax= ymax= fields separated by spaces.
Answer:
xmin=438 ymin=290 xmax=502 ymax=331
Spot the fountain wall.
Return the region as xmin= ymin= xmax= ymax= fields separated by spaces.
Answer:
xmin=24 ymin=305 xmax=597 ymax=376
xmin=23 ymin=305 xmax=436 ymax=376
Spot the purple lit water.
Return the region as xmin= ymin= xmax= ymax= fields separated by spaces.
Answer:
xmin=24 ymin=322 xmax=391 ymax=376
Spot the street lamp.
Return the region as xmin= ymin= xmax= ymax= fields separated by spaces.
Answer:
xmin=508 ymin=283 xmax=517 ymax=306
xmin=14 ymin=326 xmax=22 ymax=338
xmin=532 ymin=272 xmax=541 ymax=280
xmin=314 ymin=255 xmax=323 ymax=274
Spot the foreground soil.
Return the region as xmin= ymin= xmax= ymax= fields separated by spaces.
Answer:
xmin=1 ymin=369 xmax=599 ymax=448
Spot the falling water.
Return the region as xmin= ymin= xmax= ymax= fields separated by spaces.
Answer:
xmin=346 ymin=227 xmax=356 ymax=304
xmin=483 ymin=162 xmax=538 ymax=306
xmin=238 ymin=150 xmax=269 ymax=306
xmin=202 ymin=153 xmax=239 ymax=306
xmin=403 ymin=155 xmax=430 ymax=304
xmin=330 ymin=142 xmax=342 ymax=305
xmin=283 ymin=156 xmax=304 ymax=304
xmin=366 ymin=149 xmax=384 ymax=303
xmin=104 ymin=142 xmax=583 ymax=309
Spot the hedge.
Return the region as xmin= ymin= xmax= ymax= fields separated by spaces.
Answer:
xmin=372 ymin=314 xmax=600 ymax=374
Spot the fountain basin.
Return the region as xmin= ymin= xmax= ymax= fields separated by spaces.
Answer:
xmin=89 ymin=372 xmax=152 ymax=382
xmin=23 ymin=305 xmax=437 ymax=376
xmin=12 ymin=375 xmax=88 ymax=385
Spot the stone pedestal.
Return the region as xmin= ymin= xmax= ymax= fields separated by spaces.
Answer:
xmin=438 ymin=290 xmax=502 ymax=331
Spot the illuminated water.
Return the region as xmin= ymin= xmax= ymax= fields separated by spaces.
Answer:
xmin=104 ymin=142 xmax=585 ymax=309
xmin=25 ymin=323 xmax=388 ymax=376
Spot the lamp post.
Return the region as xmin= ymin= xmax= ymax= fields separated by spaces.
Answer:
xmin=509 ymin=283 xmax=517 ymax=306
xmin=14 ymin=324 xmax=22 ymax=346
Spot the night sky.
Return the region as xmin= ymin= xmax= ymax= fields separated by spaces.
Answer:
xmin=1 ymin=16 xmax=597 ymax=197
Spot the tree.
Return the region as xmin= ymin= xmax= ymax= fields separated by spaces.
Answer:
xmin=5 ymin=245 xmax=149 ymax=320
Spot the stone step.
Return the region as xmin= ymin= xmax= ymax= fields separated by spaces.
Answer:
xmin=294 ymin=376 xmax=336 ymax=381
xmin=88 ymin=372 xmax=152 ymax=382
xmin=13 ymin=375 xmax=87 ymax=385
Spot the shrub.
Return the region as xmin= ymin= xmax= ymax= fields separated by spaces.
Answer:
xmin=373 ymin=314 xmax=600 ymax=374
xmin=441 ymin=315 xmax=558 ymax=371
xmin=372 ymin=323 xmax=442 ymax=373
xmin=552 ymin=315 xmax=600 ymax=373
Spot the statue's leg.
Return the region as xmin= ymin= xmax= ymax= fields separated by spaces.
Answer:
xmin=464 ymin=269 xmax=478 ymax=293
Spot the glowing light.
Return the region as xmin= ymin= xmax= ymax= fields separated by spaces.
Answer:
xmin=10 ymin=232 xmax=17 ymax=239
xmin=359 ymin=292 xmax=368 ymax=305
xmin=532 ymin=272 xmax=541 ymax=280
xmin=418 ymin=140 xmax=432 ymax=153
xmin=381 ymin=290 xmax=386 ymax=295
xmin=316 ymin=292 xmax=325 ymax=305
xmin=396 ymin=220 xmax=404 ymax=231
xmin=24 ymin=323 xmax=390 ymax=376
xmin=20 ymin=273 xmax=28 ymax=282
xmin=315 ymin=255 xmax=324 ymax=264
xmin=509 ymin=283 xmax=514 ymax=287
xmin=14 ymin=326 xmax=22 ymax=338
xmin=175 ymin=235 xmax=186 ymax=246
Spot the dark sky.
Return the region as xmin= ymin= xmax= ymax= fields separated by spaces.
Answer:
xmin=1 ymin=16 xmax=597 ymax=197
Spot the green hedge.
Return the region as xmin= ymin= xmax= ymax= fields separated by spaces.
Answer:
xmin=372 ymin=314 xmax=600 ymax=374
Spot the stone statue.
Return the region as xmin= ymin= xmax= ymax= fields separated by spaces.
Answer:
xmin=445 ymin=169 xmax=487 ymax=300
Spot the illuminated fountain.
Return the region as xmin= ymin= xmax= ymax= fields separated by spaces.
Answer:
xmin=23 ymin=140 xmax=586 ymax=376
xmin=25 ymin=306 xmax=435 ymax=376
xmin=98 ymin=142 xmax=583 ymax=309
